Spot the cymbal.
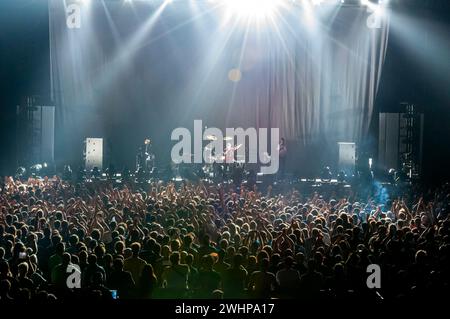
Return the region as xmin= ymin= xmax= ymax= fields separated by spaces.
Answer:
xmin=206 ymin=155 xmax=228 ymax=162
xmin=223 ymin=136 xmax=233 ymax=141
xmin=205 ymin=135 xmax=217 ymax=141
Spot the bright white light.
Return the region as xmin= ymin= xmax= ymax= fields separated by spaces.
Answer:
xmin=361 ymin=0 xmax=385 ymax=12
xmin=311 ymin=0 xmax=323 ymax=6
xmin=301 ymin=0 xmax=316 ymax=28
xmin=361 ymin=0 xmax=386 ymax=15
xmin=224 ymin=0 xmax=282 ymax=19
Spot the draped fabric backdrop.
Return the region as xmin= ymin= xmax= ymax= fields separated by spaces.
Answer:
xmin=49 ymin=0 xmax=389 ymax=173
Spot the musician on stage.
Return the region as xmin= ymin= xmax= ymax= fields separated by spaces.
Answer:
xmin=136 ymin=138 xmax=154 ymax=171
xmin=224 ymin=142 xmax=235 ymax=163
xmin=278 ymin=137 xmax=287 ymax=178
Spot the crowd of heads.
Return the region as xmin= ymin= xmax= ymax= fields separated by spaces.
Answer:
xmin=0 ymin=175 xmax=449 ymax=301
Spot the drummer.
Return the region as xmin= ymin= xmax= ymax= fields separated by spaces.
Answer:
xmin=224 ymin=143 xmax=235 ymax=163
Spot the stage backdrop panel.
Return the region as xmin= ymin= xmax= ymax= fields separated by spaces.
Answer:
xmin=49 ymin=0 xmax=389 ymax=171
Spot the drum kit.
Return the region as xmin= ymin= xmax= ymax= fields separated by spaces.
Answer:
xmin=175 ymin=134 xmax=247 ymax=182
xmin=136 ymin=135 xmax=251 ymax=182
xmin=137 ymin=135 xmax=249 ymax=182
xmin=204 ymin=135 xmax=244 ymax=160
xmin=204 ymin=135 xmax=247 ymax=181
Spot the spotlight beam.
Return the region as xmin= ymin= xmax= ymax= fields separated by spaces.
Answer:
xmin=92 ymin=1 xmax=170 ymax=93
xmin=223 ymin=0 xmax=282 ymax=20
xmin=226 ymin=18 xmax=252 ymax=125
xmin=183 ymin=18 xmax=242 ymax=118
xmin=137 ymin=2 xmax=223 ymax=51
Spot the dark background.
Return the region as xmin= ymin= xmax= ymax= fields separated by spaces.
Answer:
xmin=0 ymin=0 xmax=449 ymax=183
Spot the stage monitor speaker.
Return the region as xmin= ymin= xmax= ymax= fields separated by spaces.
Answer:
xmin=378 ymin=113 xmax=400 ymax=171
xmin=85 ymin=138 xmax=103 ymax=171
xmin=337 ymin=142 xmax=356 ymax=175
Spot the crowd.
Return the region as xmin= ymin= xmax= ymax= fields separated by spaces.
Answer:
xmin=0 ymin=175 xmax=449 ymax=301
